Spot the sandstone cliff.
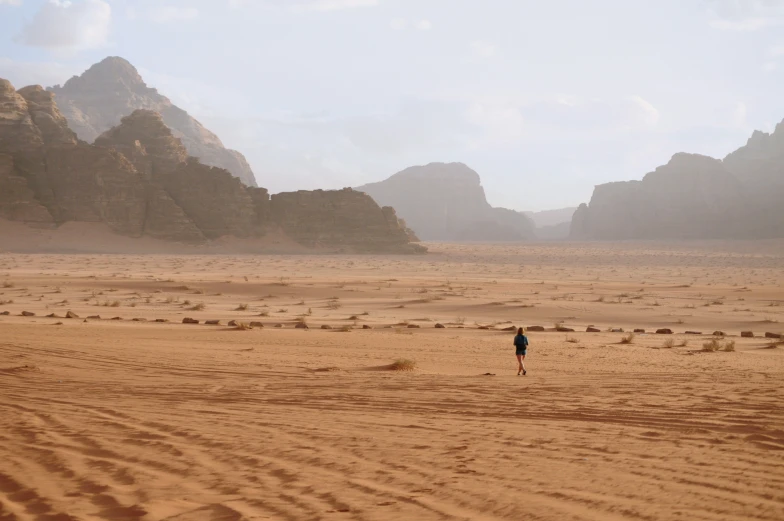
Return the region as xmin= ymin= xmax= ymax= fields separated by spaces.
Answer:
xmin=570 ymin=126 xmax=784 ymax=240
xmin=48 ymin=57 xmax=258 ymax=187
xmin=356 ymin=163 xmax=535 ymax=242
xmin=0 ymin=79 xmax=422 ymax=254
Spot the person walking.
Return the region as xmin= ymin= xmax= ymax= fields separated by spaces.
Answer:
xmin=514 ymin=327 xmax=528 ymax=376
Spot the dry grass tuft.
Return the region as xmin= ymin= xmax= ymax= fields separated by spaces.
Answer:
xmin=189 ymin=303 xmax=206 ymax=311
xmin=234 ymin=322 xmax=253 ymax=330
xmin=236 ymin=303 xmax=249 ymax=311
xmin=620 ymin=333 xmax=636 ymax=344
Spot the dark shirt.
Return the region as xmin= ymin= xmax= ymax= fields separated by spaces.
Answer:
xmin=514 ymin=334 xmax=529 ymax=348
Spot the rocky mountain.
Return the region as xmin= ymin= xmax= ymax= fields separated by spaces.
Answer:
xmin=0 ymin=78 xmax=423 ymax=254
xmin=356 ymin=163 xmax=535 ymax=242
xmin=570 ymin=123 xmax=784 ymax=240
xmin=47 ymin=57 xmax=258 ymax=187
xmin=525 ymin=207 xmax=578 ymax=228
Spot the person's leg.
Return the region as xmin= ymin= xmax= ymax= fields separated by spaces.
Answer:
xmin=516 ymin=354 xmax=523 ymax=374
xmin=521 ymin=355 xmax=527 ymax=375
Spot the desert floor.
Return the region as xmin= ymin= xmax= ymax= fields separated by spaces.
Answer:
xmin=1 ymin=242 xmax=783 ymax=521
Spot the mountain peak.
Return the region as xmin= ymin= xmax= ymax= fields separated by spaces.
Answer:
xmin=70 ymin=56 xmax=145 ymax=90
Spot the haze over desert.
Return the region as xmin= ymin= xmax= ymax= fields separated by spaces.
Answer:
xmin=1 ymin=242 xmax=783 ymax=520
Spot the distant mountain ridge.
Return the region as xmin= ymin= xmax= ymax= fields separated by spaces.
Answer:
xmin=570 ymin=121 xmax=784 ymax=240
xmin=47 ymin=57 xmax=258 ymax=187
xmin=0 ymin=78 xmax=423 ymax=254
xmin=356 ymin=162 xmax=536 ymax=242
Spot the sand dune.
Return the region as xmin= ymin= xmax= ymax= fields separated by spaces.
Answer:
xmin=1 ymin=242 xmax=783 ymax=520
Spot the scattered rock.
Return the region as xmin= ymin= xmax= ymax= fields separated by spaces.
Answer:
xmin=408 ymin=324 xmax=421 ymax=329
xmin=132 ymin=318 xmax=147 ymax=322
xmin=765 ymin=332 xmax=782 ymax=339
xmin=46 ymin=313 xmax=60 ymax=318
xmin=182 ymin=317 xmax=199 ymax=324
xmin=154 ymin=319 xmax=168 ymax=323
xmin=435 ymin=323 xmax=446 ymax=329
xmin=556 ymin=327 xmax=575 ymax=332
xmin=633 ymin=329 xmax=646 ymax=333
xmin=741 ymin=331 xmax=754 ymax=338
xmin=295 ymin=322 xmax=309 ymax=329
xmin=586 ymin=327 xmax=601 ymax=333
xmin=111 ymin=317 xmax=122 ymax=320
xmin=478 ymin=326 xmax=490 ymax=330
xmin=88 ymin=315 xmax=101 ymax=320
xmin=321 ymin=324 xmax=333 ymax=330
xmin=685 ymin=331 xmax=702 ymax=335
xmin=501 ymin=326 xmax=517 ymax=331
xmin=65 ymin=311 xmax=79 ymax=319
xmin=527 ymin=326 xmax=545 ymax=332
xmin=656 ymin=328 xmax=673 ymax=335
xmin=610 ymin=328 xmax=624 ymax=333
xmin=713 ymin=331 xmax=725 ymax=336
xmin=205 ymin=320 xmax=221 ymax=325
xmin=249 ymin=322 xmax=264 ymax=328
xmin=362 ymin=324 xmax=372 ymax=329
xmin=0 ymin=311 xmax=10 ymax=316
xmin=21 ymin=311 xmax=35 ymax=317
xmin=275 ymin=324 xmax=283 ymax=328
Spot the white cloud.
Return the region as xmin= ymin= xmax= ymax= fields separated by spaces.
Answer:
xmin=708 ymin=18 xmax=780 ymax=30
xmin=292 ymin=0 xmax=378 ymax=12
xmin=16 ymin=0 xmax=111 ymax=51
xmin=771 ymin=45 xmax=784 ymax=56
xmin=0 ymin=0 xmax=22 ymax=6
xmin=707 ymin=0 xmax=784 ymax=31
xmin=763 ymin=61 xmax=778 ymax=72
xmin=389 ymin=17 xmax=407 ymax=30
xmin=413 ymin=19 xmax=431 ymax=30
xmin=469 ymin=40 xmax=497 ymax=60
xmin=149 ymin=6 xmax=199 ymax=23
xmin=629 ymin=95 xmax=660 ymax=126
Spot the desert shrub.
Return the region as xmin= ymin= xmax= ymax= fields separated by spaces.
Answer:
xmin=620 ymin=333 xmax=635 ymax=344
xmin=390 ymin=359 xmax=416 ymax=371
xmin=663 ymin=338 xmax=675 ymax=348
xmin=235 ymin=322 xmax=252 ymax=330
xmin=110 ymin=300 xmax=121 ymax=307
xmin=702 ymin=338 xmax=733 ymax=352
xmin=2 ymin=281 xmax=13 ymax=288
xmin=327 ymin=301 xmax=342 ymax=310
xmin=236 ymin=303 xmax=249 ymax=311
xmin=566 ymin=336 xmax=579 ymax=344
xmin=189 ymin=303 xmax=205 ymax=311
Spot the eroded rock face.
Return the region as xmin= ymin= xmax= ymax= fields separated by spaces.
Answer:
xmin=48 ymin=57 xmax=258 ymax=187
xmin=356 ymin=162 xmax=535 ymax=241
xmin=0 ymin=80 xmax=423 ymax=253
xmin=270 ymin=189 xmax=424 ymax=253
xmin=569 ymin=150 xmax=774 ymax=240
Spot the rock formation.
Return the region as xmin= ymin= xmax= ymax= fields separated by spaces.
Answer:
xmin=570 ymin=128 xmax=784 ymax=240
xmin=356 ymin=163 xmax=535 ymax=241
xmin=48 ymin=57 xmax=258 ymax=187
xmin=0 ymin=79 xmax=423 ymax=254
xmin=524 ymin=207 xmax=577 ymax=240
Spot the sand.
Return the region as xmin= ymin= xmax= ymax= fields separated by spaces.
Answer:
xmin=1 ymin=241 xmax=783 ymax=520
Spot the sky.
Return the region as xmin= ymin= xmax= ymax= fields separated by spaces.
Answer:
xmin=1 ymin=0 xmax=783 ymax=212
